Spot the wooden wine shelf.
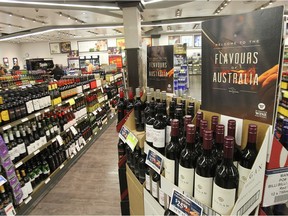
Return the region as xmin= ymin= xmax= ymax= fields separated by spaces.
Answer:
xmin=16 ymin=114 xmax=116 ymax=215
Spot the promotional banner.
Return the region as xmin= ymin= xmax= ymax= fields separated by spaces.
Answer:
xmin=201 ymin=6 xmax=284 ymax=124
xmin=147 ymin=45 xmax=174 ymax=93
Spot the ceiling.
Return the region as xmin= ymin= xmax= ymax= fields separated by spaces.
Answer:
xmin=0 ymin=0 xmax=287 ymax=43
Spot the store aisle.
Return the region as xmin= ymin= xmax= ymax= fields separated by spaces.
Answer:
xmin=188 ymin=74 xmax=201 ymax=100
xmin=29 ymin=120 xmax=121 ymax=215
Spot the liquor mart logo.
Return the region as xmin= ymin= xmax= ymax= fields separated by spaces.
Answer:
xmin=258 ymin=103 xmax=266 ymax=110
xmin=217 ymin=197 xmax=224 ymax=203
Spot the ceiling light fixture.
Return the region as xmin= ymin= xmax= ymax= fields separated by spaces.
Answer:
xmin=255 ymin=0 xmax=272 ymax=10
xmin=141 ymin=0 xmax=163 ymax=5
xmin=59 ymin=12 xmax=62 ymax=16
xmin=175 ymin=9 xmax=182 ymax=18
xmin=0 ymin=0 xmax=120 ymax=9
xmin=33 ymin=19 xmax=36 ymax=22
xmin=22 ymin=16 xmax=25 ymax=20
xmin=68 ymin=16 xmax=71 ymax=19
xmin=213 ymin=0 xmax=230 ymax=15
xmin=9 ymin=13 xmax=12 ymax=16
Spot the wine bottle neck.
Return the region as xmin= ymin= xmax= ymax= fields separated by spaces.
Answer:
xmin=203 ymin=149 xmax=211 ymax=156
xmin=223 ymin=158 xmax=233 ymax=165
xmin=246 ymin=141 xmax=256 ymax=150
xmin=186 ymin=142 xmax=195 ymax=150
xmin=171 ymin=136 xmax=179 ymax=142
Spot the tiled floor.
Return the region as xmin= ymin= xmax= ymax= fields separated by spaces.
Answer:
xmin=29 ymin=75 xmax=202 ymax=215
xmin=29 ymin=120 xmax=121 ymax=215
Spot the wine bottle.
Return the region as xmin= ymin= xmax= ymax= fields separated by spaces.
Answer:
xmin=117 ymin=139 xmax=126 ymax=161
xmin=126 ymin=89 xmax=134 ymax=112
xmin=9 ymin=129 xmax=20 ymax=163
xmin=212 ymin=136 xmax=239 ymax=215
xmin=187 ymin=103 xmax=195 ymax=118
xmin=174 ymin=108 xmax=184 ymax=138
xmin=117 ymin=88 xmax=126 ymax=123
xmin=194 ymin=129 xmax=216 ymax=207
xmin=145 ymin=93 xmax=155 ymax=146
xmin=144 ymin=92 xmax=151 ymax=121
xmin=227 ymin=120 xmax=242 ymax=167
xmin=178 ymin=124 xmax=197 ymax=196
xmin=21 ymin=169 xmax=33 ymax=196
xmin=145 ymin=166 xmax=152 ymax=192
xmin=195 ymin=111 xmax=203 ymax=143
xmin=138 ymin=149 xmax=146 ymax=184
xmin=32 ymin=122 xmax=41 ymax=150
xmin=161 ymin=91 xmax=167 ymax=109
xmin=41 ymin=155 xmax=51 ymax=180
xmin=211 ymin=116 xmax=219 ymax=146
xmin=165 ymin=119 xmax=181 ymax=185
xmin=212 ymin=124 xmax=225 ymax=166
xmin=152 ymin=171 xmax=160 ymax=200
xmin=15 ymin=127 xmax=27 ymax=160
xmin=166 ymin=101 xmax=176 ymax=146
xmin=195 ymin=119 xmax=208 ymax=154
xmin=38 ymin=121 xmax=47 ymax=147
xmin=179 ymin=115 xmax=192 ymax=150
xmin=152 ymin=103 xmax=166 ymax=154
xmin=134 ymin=88 xmax=145 ymax=132
xmin=238 ymin=124 xmax=258 ymax=197
xmin=133 ymin=145 xmax=141 ymax=178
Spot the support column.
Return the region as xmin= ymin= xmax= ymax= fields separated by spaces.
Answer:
xmin=120 ymin=2 xmax=144 ymax=91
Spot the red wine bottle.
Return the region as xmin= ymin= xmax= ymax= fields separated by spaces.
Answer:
xmin=194 ymin=129 xmax=216 ymax=207
xmin=212 ymin=136 xmax=239 ymax=215
xmin=145 ymin=166 xmax=152 ymax=192
xmin=152 ymin=103 xmax=166 ymax=154
xmin=152 ymin=170 xmax=160 ymax=200
xmin=195 ymin=111 xmax=203 ymax=143
xmin=138 ymin=149 xmax=146 ymax=184
xmin=179 ymin=115 xmax=192 ymax=150
xmin=174 ymin=108 xmax=184 ymax=137
xmin=134 ymin=88 xmax=145 ymax=132
xmin=211 ymin=116 xmax=219 ymax=146
xmin=126 ymin=88 xmax=134 ymax=112
xmin=227 ymin=119 xmax=242 ymax=167
xmin=178 ymin=124 xmax=197 ymax=196
xmin=145 ymin=92 xmax=155 ymax=146
xmin=238 ymin=124 xmax=257 ymax=197
xmin=166 ymin=100 xmax=176 ymax=146
xmin=195 ymin=119 xmax=208 ymax=154
xmin=117 ymin=88 xmax=126 ymax=123
xmin=212 ymin=124 xmax=225 ymax=166
xmin=165 ymin=119 xmax=181 ymax=185
xmin=117 ymin=139 xmax=125 ymax=161
xmin=144 ymin=92 xmax=152 ymax=121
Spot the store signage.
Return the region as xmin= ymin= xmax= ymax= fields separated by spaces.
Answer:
xmin=201 ymin=6 xmax=284 ymax=124
xmin=145 ymin=149 xmax=163 ymax=174
xmin=119 ymin=125 xmax=138 ymax=151
xmin=169 ymin=189 xmax=203 ymax=216
xmin=147 ymin=45 xmax=174 ymax=93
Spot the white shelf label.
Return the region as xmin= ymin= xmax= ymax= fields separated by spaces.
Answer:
xmin=3 ymin=125 xmax=11 ymax=131
xmin=21 ymin=118 xmax=29 ymax=123
xmin=34 ymin=149 xmax=40 ymax=155
xmin=59 ymin=164 xmax=64 ymax=169
xmin=15 ymin=161 xmax=23 ymax=169
xmin=44 ymin=108 xmax=50 ymax=113
xmin=24 ymin=196 xmax=32 ymax=204
xmin=56 ymin=135 xmax=64 ymax=146
xmin=44 ymin=178 xmax=51 ymax=184
xmin=52 ymin=138 xmax=56 ymax=143
xmin=35 ymin=112 xmax=41 ymax=117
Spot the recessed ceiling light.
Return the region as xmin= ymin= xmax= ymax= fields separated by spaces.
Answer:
xmin=8 ymin=24 xmax=11 ymax=27
xmin=33 ymin=19 xmax=36 ymax=22
xmin=261 ymin=6 xmax=264 ymax=9
xmin=68 ymin=16 xmax=71 ymax=19
xmin=269 ymin=1 xmax=272 ymax=4
xmin=224 ymin=2 xmax=227 ymax=6
xmin=59 ymin=12 xmax=62 ymax=16
xmin=9 ymin=13 xmax=12 ymax=16
xmin=75 ymin=19 xmax=78 ymax=22
xmin=82 ymin=12 xmax=86 ymax=15
xmin=22 ymin=16 xmax=25 ymax=20
xmin=220 ymin=6 xmax=224 ymax=9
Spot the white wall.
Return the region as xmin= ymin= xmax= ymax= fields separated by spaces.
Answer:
xmin=0 ymin=42 xmax=22 ymax=69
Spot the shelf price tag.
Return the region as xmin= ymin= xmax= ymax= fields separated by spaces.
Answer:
xmin=119 ymin=126 xmax=129 ymax=143
xmin=21 ymin=117 xmax=29 ymax=123
xmin=169 ymin=189 xmax=203 ymax=216
xmin=126 ymin=132 xmax=138 ymax=152
xmin=70 ymin=126 xmax=78 ymax=136
xmin=68 ymin=98 xmax=75 ymax=106
xmin=0 ymin=175 xmax=7 ymax=187
xmin=145 ymin=149 xmax=163 ymax=174
xmin=3 ymin=125 xmax=11 ymax=131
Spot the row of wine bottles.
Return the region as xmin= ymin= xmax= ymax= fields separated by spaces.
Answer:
xmin=0 ymin=75 xmax=100 ymax=126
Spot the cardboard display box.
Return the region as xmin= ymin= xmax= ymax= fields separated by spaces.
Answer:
xmin=144 ymin=188 xmax=165 ymax=215
xmin=146 ymin=109 xmax=271 ymax=216
xmin=126 ymin=165 xmax=144 ymax=215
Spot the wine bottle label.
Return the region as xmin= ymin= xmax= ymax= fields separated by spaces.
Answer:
xmin=19 ymin=143 xmax=26 ymax=154
xmin=146 ymin=124 xmax=154 ymax=143
xmin=152 ymin=180 xmax=158 ymax=199
xmin=153 ymin=128 xmax=165 ymax=148
xmin=50 ymin=127 xmax=54 ymax=134
xmin=159 ymin=187 xmax=165 ymax=206
xmin=237 ymin=164 xmax=250 ymax=197
xmin=33 ymin=99 xmax=40 ymax=111
xmin=27 ymin=145 xmax=33 ymax=155
xmin=26 ymin=100 xmax=34 ymax=114
xmin=164 ymin=158 xmax=175 ymax=184
xmin=233 ymin=161 xmax=238 ymax=168
xmin=22 ymin=184 xmax=28 ymax=200
xmin=145 ymin=173 xmax=151 ymax=191
xmin=46 ymin=130 xmax=50 ymax=137
xmin=212 ymin=183 xmax=236 ymax=215
xmin=194 ymin=173 xmax=213 ymax=207
xmin=178 ymin=165 xmax=194 ymax=196
xmin=47 ymin=95 xmax=52 ymax=107
xmin=1 ymin=110 xmax=9 ymax=121
xmin=9 ymin=149 xmax=15 ymax=161
xmin=165 ymin=125 xmax=171 ymax=144
xmin=53 ymin=126 xmax=58 ymax=134
xmin=39 ymin=98 xmax=44 ymax=110
xmin=14 ymin=145 xmax=20 ymax=157
xmin=26 ymin=181 xmax=33 ymax=195
xmin=42 ymin=136 xmax=47 ymax=146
